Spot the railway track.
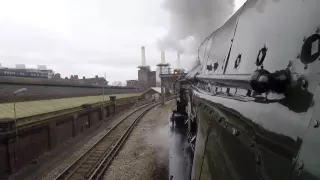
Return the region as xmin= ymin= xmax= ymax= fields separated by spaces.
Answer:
xmin=54 ymin=101 xmax=160 ymax=180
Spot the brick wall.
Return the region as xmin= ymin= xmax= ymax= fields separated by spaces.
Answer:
xmin=13 ymin=127 xmax=49 ymax=170
xmin=0 ymin=140 xmax=8 ymax=177
xmin=56 ymin=116 xmax=74 ymax=144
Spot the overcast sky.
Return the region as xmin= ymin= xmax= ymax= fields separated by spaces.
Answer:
xmin=0 ymin=0 xmax=245 ymax=82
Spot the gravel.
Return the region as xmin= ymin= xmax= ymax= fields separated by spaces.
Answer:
xmin=103 ymin=101 xmax=174 ymax=180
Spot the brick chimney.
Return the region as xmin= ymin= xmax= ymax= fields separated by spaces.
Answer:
xmin=95 ymin=75 xmax=98 ymax=79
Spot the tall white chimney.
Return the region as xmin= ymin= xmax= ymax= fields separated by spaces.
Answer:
xmin=161 ymin=51 xmax=165 ymax=64
xmin=177 ymin=53 xmax=180 ymax=68
xmin=141 ymin=46 xmax=146 ymax=66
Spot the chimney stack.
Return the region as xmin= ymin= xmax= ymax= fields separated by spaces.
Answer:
xmin=161 ymin=51 xmax=165 ymax=64
xmin=177 ymin=53 xmax=180 ymax=68
xmin=141 ymin=46 xmax=146 ymax=66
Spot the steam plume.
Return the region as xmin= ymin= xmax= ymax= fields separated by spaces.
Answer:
xmin=157 ymin=0 xmax=235 ymax=54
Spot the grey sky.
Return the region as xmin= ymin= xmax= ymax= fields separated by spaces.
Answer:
xmin=0 ymin=0 xmax=245 ymax=82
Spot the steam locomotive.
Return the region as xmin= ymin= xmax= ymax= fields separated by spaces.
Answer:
xmin=171 ymin=0 xmax=320 ymax=180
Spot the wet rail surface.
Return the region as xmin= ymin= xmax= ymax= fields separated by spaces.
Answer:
xmin=53 ymin=101 xmax=160 ymax=180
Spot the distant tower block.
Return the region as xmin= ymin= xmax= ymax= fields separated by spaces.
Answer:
xmin=141 ymin=46 xmax=146 ymax=66
xmin=161 ymin=51 xmax=165 ymax=64
xmin=177 ymin=53 xmax=180 ymax=68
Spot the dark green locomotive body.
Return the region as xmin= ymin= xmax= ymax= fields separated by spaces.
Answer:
xmin=172 ymin=0 xmax=320 ymax=179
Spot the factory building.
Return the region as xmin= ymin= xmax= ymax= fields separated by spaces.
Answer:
xmin=126 ymin=80 xmax=139 ymax=89
xmin=0 ymin=64 xmax=54 ymax=79
xmin=80 ymin=75 xmax=108 ymax=85
xmin=137 ymin=46 xmax=156 ymax=91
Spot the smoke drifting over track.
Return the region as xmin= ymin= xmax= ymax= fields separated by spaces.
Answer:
xmin=157 ymin=0 xmax=235 ymax=55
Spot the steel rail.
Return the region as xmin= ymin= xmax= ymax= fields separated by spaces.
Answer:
xmin=87 ymin=104 xmax=156 ymax=180
xmin=53 ymin=101 xmax=159 ymax=180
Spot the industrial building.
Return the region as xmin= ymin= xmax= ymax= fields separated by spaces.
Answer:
xmin=140 ymin=87 xmax=161 ymax=100
xmin=126 ymin=80 xmax=139 ymax=89
xmin=80 ymin=75 xmax=108 ymax=85
xmin=0 ymin=64 xmax=54 ymax=79
xmin=137 ymin=46 xmax=156 ymax=91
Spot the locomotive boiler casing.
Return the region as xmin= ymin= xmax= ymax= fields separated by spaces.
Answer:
xmin=173 ymin=0 xmax=320 ymax=180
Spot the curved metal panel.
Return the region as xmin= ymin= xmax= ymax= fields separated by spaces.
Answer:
xmin=183 ymin=1 xmax=320 ymax=180
xmin=291 ymin=86 xmax=320 ymax=180
xmin=191 ymin=104 xmax=212 ymax=180
xmin=197 ymin=7 xmax=243 ymax=76
xmin=225 ymin=0 xmax=320 ymax=76
xmin=194 ymin=89 xmax=307 ymax=180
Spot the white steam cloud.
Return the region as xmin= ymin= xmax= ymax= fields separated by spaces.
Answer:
xmin=157 ymin=0 xmax=236 ymax=55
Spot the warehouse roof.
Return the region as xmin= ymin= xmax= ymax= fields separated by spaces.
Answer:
xmin=150 ymin=87 xmax=161 ymax=93
xmin=140 ymin=87 xmax=161 ymax=97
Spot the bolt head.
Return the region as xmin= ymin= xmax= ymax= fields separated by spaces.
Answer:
xmin=313 ymin=120 xmax=319 ymax=128
xmin=297 ymin=161 xmax=304 ymax=170
xmin=250 ymin=141 xmax=255 ymax=147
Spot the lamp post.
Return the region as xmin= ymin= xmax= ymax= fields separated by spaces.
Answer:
xmin=13 ymin=88 xmax=27 ymax=145
xmin=102 ymin=72 xmax=107 ymax=107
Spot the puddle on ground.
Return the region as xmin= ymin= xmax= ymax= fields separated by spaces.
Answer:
xmin=146 ymin=112 xmax=193 ymax=180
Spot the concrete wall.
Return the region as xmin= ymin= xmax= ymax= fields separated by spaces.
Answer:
xmin=13 ymin=127 xmax=49 ymax=170
xmin=0 ymin=76 xmax=138 ymax=102
xmin=0 ymin=84 xmax=137 ymax=103
xmin=138 ymin=68 xmax=156 ymax=91
xmin=148 ymin=71 xmax=156 ymax=88
xmin=56 ymin=116 xmax=74 ymax=144
xmin=0 ymin=96 xmax=148 ymax=179
xmin=0 ymin=140 xmax=8 ymax=174
xmin=138 ymin=68 xmax=149 ymax=91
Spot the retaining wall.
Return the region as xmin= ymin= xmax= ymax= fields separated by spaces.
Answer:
xmin=0 ymin=96 xmax=148 ymax=179
xmin=0 ymin=77 xmax=138 ymax=103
